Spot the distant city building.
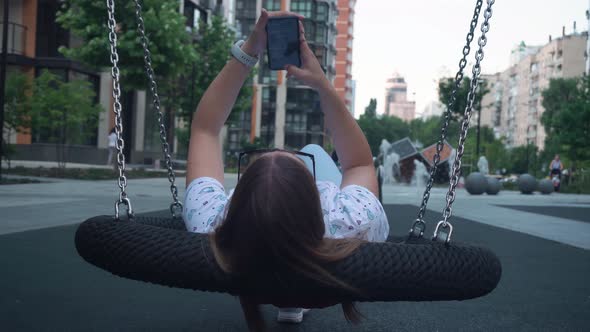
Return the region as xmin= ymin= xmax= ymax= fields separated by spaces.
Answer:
xmin=334 ymin=0 xmax=356 ymax=115
xmin=420 ymin=101 xmax=444 ymax=119
xmin=480 ymin=28 xmax=587 ymax=150
xmin=586 ymin=3 xmax=590 ymax=74
xmin=509 ymin=41 xmax=541 ymax=67
xmin=479 ymin=73 xmax=502 ymax=139
xmin=384 ymin=73 xmax=415 ymax=122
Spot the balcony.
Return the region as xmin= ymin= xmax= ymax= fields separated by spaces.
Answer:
xmin=0 ymin=22 xmax=27 ymax=55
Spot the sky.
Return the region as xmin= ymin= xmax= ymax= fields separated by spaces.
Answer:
xmin=351 ymin=0 xmax=589 ymax=118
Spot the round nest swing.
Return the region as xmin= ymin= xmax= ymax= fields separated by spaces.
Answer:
xmin=76 ymin=0 xmax=501 ymax=311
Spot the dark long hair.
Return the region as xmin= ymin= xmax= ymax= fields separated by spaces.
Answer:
xmin=211 ymin=152 xmax=363 ymax=330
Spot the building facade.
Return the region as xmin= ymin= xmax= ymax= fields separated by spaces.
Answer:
xmin=586 ymin=2 xmax=590 ymax=74
xmin=234 ymin=0 xmax=339 ymax=152
xmin=2 ymin=0 xmax=222 ymax=164
xmin=384 ymin=73 xmax=415 ymax=122
xmin=480 ymin=30 xmax=587 ymax=150
xmin=334 ymin=0 xmax=356 ymax=115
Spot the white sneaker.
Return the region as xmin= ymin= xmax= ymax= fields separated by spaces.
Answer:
xmin=277 ymin=308 xmax=310 ymax=323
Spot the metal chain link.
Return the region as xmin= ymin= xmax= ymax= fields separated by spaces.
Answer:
xmin=133 ymin=0 xmax=183 ymax=217
xmin=107 ymin=0 xmax=133 ymax=220
xmin=410 ymin=0 xmax=484 ymax=238
xmin=435 ymin=0 xmax=495 ymax=243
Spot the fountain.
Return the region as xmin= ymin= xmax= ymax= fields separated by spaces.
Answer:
xmin=477 ymin=156 xmax=489 ymax=175
xmin=412 ymin=159 xmax=428 ymax=188
xmin=379 ymin=139 xmax=400 ymax=185
xmin=379 ymin=139 xmax=391 ymax=158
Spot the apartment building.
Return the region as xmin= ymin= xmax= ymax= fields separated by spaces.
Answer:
xmin=2 ymin=0 xmax=223 ymax=164
xmin=233 ymin=0 xmax=339 ymax=152
xmin=334 ymin=0 xmax=356 ymax=116
xmin=480 ymin=29 xmax=587 ymax=150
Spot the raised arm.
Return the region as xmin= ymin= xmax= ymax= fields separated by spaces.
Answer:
xmin=186 ymin=10 xmax=303 ymax=186
xmin=286 ymin=24 xmax=377 ymax=196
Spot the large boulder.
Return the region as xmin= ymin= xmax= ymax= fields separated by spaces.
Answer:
xmin=465 ymin=172 xmax=488 ymax=195
xmin=518 ymin=174 xmax=537 ymax=194
xmin=538 ymin=179 xmax=554 ymax=194
xmin=486 ymin=177 xmax=502 ymax=195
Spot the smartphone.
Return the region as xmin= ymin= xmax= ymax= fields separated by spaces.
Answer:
xmin=265 ymin=17 xmax=301 ymax=70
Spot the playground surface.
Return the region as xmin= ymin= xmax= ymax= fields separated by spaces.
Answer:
xmin=1 ymin=177 xmax=589 ymax=331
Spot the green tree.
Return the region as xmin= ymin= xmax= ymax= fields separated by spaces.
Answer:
xmin=364 ymin=98 xmax=377 ymax=118
xmin=57 ymin=0 xmax=196 ymax=90
xmin=438 ymin=77 xmax=489 ymax=120
xmin=2 ymin=72 xmax=32 ymax=164
xmin=408 ymin=115 xmax=460 ymax=147
xmin=4 ymin=72 xmax=31 ymax=134
xmin=175 ymin=16 xmax=253 ymax=155
xmin=181 ymin=15 xmax=253 ymax=125
xmin=30 ymin=71 xmax=103 ymax=168
xmin=480 ymin=136 xmax=509 ymax=174
xmin=357 ymin=114 xmax=410 ymax=156
xmin=541 ymin=76 xmax=590 ymax=165
xmin=58 ymin=0 xmax=198 ymax=151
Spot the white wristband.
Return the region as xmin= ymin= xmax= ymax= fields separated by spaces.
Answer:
xmin=230 ymin=40 xmax=258 ymax=68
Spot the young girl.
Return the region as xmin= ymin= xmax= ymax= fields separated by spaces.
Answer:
xmin=183 ymin=10 xmax=389 ymax=331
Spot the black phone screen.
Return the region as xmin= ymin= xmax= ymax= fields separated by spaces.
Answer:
xmin=265 ymin=17 xmax=301 ymax=70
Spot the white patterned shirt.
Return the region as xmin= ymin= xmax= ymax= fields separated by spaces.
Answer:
xmin=183 ymin=177 xmax=389 ymax=242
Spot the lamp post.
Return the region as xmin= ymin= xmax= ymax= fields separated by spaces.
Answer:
xmin=0 ymin=0 xmax=10 ymax=179
xmin=475 ymin=94 xmax=482 ymax=158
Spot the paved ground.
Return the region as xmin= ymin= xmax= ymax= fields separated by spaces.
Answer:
xmin=1 ymin=175 xmax=590 ymax=331
xmin=497 ymin=205 xmax=590 ymax=223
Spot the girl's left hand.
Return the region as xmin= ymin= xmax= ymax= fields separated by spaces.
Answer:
xmin=241 ymin=9 xmax=304 ymax=57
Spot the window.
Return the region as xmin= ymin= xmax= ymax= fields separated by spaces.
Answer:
xmin=316 ymin=3 xmax=328 ymax=21
xmin=36 ymin=0 xmax=70 ymax=57
xmin=264 ymin=0 xmax=281 ymax=11
xmin=258 ymin=56 xmax=278 ymax=85
xmin=303 ymin=20 xmax=315 ymax=41
xmin=311 ymin=45 xmax=327 ymax=67
xmin=236 ymin=18 xmax=256 ymax=39
xmin=184 ymin=1 xmax=205 ymax=29
xmin=236 ymin=0 xmax=257 ymax=17
xmin=32 ymin=68 xmax=100 ymax=146
xmin=285 ymin=112 xmax=307 ymax=132
xmin=315 ymin=24 xmax=326 ymax=43
xmin=260 ymin=87 xmax=277 ymax=146
xmin=291 ymin=0 xmax=313 ymax=17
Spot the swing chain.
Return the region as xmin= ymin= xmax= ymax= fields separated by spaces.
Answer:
xmin=435 ymin=0 xmax=495 ymax=243
xmin=133 ymin=0 xmax=183 ymax=218
xmin=107 ymin=0 xmax=133 ymax=220
xmin=412 ymin=0 xmax=484 ymax=236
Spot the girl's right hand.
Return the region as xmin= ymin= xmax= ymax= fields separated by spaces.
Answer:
xmin=285 ymin=22 xmax=331 ymax=91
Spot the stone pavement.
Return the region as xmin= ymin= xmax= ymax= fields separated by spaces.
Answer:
xmin=2 ymin=176 xmax=589 ymax=250
xmin=380 ymin=184 xmax=590 ymax=250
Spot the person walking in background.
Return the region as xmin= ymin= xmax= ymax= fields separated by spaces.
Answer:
xmin=107 ymin=128 xmax=117 ymax=167
xmin=550 ymin=154 xmax=564 ymax=191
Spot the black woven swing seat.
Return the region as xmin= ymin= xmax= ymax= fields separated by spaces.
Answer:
xmin=75 ymin=215 xmax=502 ymax=308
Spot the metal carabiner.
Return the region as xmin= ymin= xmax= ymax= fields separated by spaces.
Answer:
xmin=432 ymin=220 xmax=453 ymax=244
